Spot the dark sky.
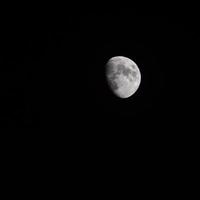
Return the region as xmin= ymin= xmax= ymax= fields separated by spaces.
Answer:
xmin=75 ymin=13 xmax=199 ymax=135
xmin=0 ymin=10 xmax=199 ymax=133
xmin=0 ymin=7 xmax=199 ymax=194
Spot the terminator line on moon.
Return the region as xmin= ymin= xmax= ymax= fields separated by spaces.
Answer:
xmin=106 ymin=56 xmax=141 ymax=98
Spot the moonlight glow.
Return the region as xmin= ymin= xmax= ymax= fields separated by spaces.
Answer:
xmin=106 ymin=56 xmax=141 ymax=98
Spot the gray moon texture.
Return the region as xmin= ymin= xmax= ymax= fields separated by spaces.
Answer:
xmin=106 ymin=56 xmax=141 ymax=98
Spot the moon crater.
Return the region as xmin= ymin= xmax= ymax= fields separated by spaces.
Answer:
xmin=106 ymin=56 xmax=141 ymax=98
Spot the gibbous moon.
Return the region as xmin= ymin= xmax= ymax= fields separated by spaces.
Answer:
xmin=106 ymin=56 xmax=141 ymax=98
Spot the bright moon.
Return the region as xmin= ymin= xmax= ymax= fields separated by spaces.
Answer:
xmin=106 ymin=56 xmax=141 ymax=98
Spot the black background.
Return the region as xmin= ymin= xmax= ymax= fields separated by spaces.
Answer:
xmin=0 ymin=6 xmax=199 ymax=196
xmin=0 ymin=10 xmax=198 ymax=132
xmin=0 ymin=9 xmax=199 ymax=142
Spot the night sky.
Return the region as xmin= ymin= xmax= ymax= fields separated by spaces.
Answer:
xmin=0 ymin=10 xmax=199 ymax=134
xmin=0 ymin=6 xmax=199 ymax=196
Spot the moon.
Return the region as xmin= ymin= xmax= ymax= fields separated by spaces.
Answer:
xmin=106 ymin=56 xmax=141 ymax=98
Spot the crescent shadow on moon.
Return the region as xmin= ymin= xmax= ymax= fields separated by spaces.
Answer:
xmin=105 ymin=56 xmax=141 ymax=98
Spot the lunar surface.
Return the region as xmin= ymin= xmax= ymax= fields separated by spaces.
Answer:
xmin=106 ymin=56 xmax=141 ymax=98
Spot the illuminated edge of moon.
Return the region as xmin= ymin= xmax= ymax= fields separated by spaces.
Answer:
xmin=106 ymin=56 xmax=141 ymax=98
